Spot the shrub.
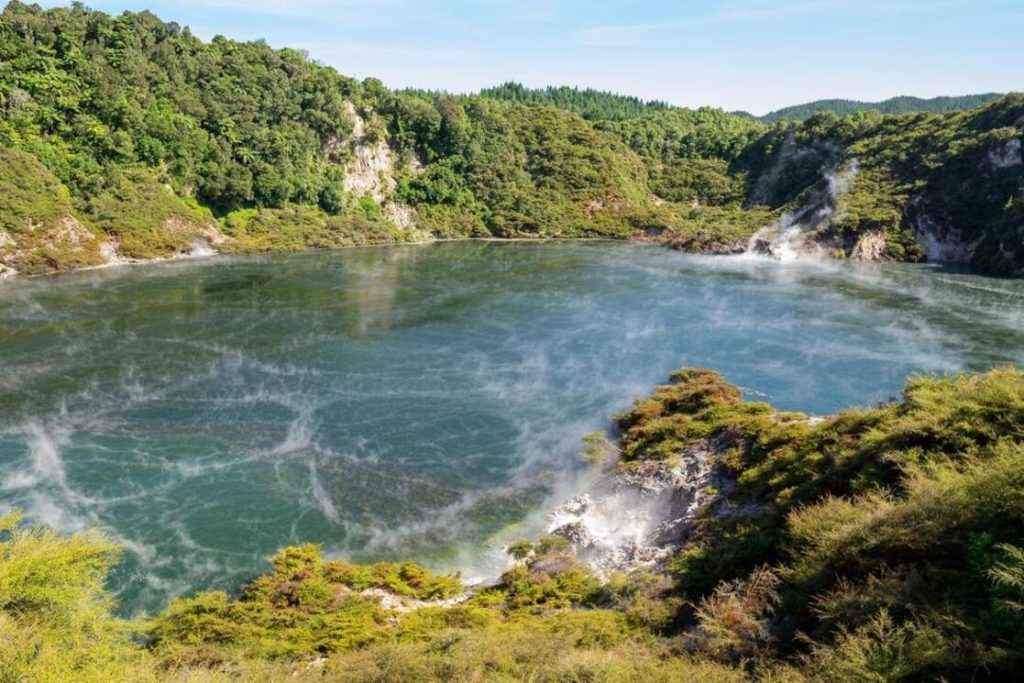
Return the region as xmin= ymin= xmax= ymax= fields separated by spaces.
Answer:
xmin=0 ymin=513 xmax=155 ymax=682
xmin=685 ymin=566 xmax=779 ymax=664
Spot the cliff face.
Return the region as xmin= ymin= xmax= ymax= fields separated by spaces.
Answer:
xmin=340 ymin=103 xmax=420 ymax=233
xmin=733 ymin=96 xmax=1024 ymax=272
xmin=907 ymin=130 xmax=1023 ymax=274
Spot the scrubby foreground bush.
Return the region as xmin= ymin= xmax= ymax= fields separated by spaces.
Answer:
xmin=2 ymin=367 xmax=1023 ymax=681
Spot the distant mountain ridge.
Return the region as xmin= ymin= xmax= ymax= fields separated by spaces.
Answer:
xmin=476 ymin=84 xmax=1005 ymax=124
xmin=756 ymin=93 xmax=1005 ymax=122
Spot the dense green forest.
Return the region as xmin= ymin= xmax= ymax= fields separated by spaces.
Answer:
xmin=0 ymin=1 xmax=1020 ymax=279
xmin=4 ymin=366 xmax=1023 ymax=681
xmin=477 ymin=81 xmax=673 ymax=121
xmin=758 ymin=93 xmax=1005 ymax=123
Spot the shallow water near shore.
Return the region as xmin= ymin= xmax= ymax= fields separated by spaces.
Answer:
xmin=1 ymin=241 xmax=1022 ymax=615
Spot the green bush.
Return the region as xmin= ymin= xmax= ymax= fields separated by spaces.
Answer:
xmin=0 ymin=512 xmax=157 ymax=682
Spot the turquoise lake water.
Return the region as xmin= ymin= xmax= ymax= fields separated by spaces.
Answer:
xmin=1 ymin=241 xmax=1022 ymax=614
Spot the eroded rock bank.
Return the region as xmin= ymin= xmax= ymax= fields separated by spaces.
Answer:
xmin=547 ymin=436 xmax=729 ymax=576
xmin=530 ymin=368 xmax=832 ymax=584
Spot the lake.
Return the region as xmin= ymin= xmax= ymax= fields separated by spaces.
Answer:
xmin=1 ymin=241 xmax=1022 ymax=615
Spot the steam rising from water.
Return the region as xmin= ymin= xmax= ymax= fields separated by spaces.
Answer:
xmin=748 ymin=160 xmax=860 ymax=261
xmin=1 ymin=242 xmax=1022 ymax=614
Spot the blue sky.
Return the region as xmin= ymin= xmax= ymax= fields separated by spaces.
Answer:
xmin=37 ymin=0 xmax=1024 ymax=114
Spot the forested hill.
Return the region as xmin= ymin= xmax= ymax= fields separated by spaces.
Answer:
xmin=0 ymin=1 xmax=1020 ymax=279
xmin=477 ymin=82 xmax=673 ymax=121
xmin=758 ymin=93 xmax=1006 ymax=123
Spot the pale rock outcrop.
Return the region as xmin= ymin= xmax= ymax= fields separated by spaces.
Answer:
xmin=850 ymin=230 xmax=887 ymax=261
xmin=50 ymin=216 xmax=95 ymax=250
xmin=341 ymin=102 xmax=417 ymax=231
xmin=384 ymin=201 xmax=417 ymax=230
xmin=0 ymin=216 xmax=103 ymax=277
xmin=746 ymin=160 xmax=859 ymax=261
xmin=357 ymin=587 xmax=471 ymax=614
xmin=547 ymin=434 xmax=748 ymax=576
xmin=99 ymin=240 xmax=127 ymax=265
xmin=97 ymin=220 xmax=225 ymax=266
xmin=159 ymin=217 xmax=226 ymax=250
xmin=342 ymin=102 xmax=397 ymax=205
xmin=166 ymin=218 xmax=227 ymax=256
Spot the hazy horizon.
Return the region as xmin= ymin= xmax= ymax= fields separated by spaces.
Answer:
xmin=31 ymin=0 xmax=1024 ymax=116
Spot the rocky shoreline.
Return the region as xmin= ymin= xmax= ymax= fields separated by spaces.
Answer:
xmin=543 ymin=431 xmax=769 ymax=578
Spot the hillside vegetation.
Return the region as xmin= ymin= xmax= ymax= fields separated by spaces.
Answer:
xmin=3 ymin=366 xmax=1024 ymax=681
xmin=0 ymin=1 xmax=1020 ymax=278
